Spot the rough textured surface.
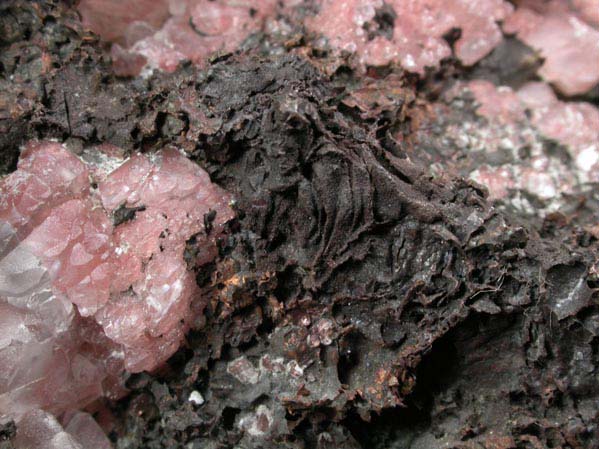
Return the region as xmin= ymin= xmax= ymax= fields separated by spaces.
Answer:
xmin=134 ymin=54 xmax=597 ymax=449
xmin=1 ymin=2 xmax=599 ymax=449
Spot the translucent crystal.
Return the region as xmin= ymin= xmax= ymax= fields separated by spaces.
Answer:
xmin=0 ymin=142 xmax=233 ymax=422
xmin=504 ymin=1 xmax=599 ymax=95
xmin=12 ymin=409 xmax=111 ymax=449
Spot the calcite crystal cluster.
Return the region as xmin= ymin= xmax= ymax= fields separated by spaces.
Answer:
xmin=306 ymin=0 xmax=599 ymax=88
xmin=78 ymin=0 xmax=599 ymax=96
xmin=411 ymin=78 xmax=599 ymax=217
xmin=0 ymin=142 xmax=232 ymax=425
xmin=464 ymin=80 xmax=599 ymax=202
xmin=306 ymin=0 xmax=514 ymax=73
xmin=80 ymin=0 xmax=515 ymax=76
xmin=518 ymin=81 xmax=599 ymax=179
xmin=79 ymin=0 xmax=280 ymax=76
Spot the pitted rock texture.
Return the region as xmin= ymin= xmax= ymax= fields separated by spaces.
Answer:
xmin=93 ymin=55 xmax=596 ymax=449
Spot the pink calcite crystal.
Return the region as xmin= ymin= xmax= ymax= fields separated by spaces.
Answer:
xmin=12 ymin=409 xmax=112 ymax=449
xmin=0 ymin=141 xmax=233 ymax=422
xmin=447 ymin=81 xmax=570 ymax=203
xmin=81 ymin=0 xmax=517 ymax=77
xmin=573 ymin=0 xmax=599 ymax=26
xmin=78 ymin=0 xmax=170 ymax=43
xmin=306 ymin=0 xmax=513 ymax=74
xmin=465 ymin=80 xmax=527 ymax=124
xmin=504 ymin=1 xmax=599 ymax=95
xmin=512 ymin=0 xmax=599 ymax=28
xmin=79 ymin=0 xmax=278 ymax=76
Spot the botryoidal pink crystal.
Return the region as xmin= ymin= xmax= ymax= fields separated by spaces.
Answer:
xmin=0 ymin=142 xmax=233 ymax=423
xmin=503 ymin=1 xmax=599 ymax=95
xmin=306 ymin=0 xmax=513 ymax=74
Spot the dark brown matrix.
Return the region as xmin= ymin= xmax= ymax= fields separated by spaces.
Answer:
xmin=0 ymin=2 xmax=597 ymax=448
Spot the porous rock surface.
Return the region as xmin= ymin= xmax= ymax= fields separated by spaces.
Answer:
xmin=145 ymin=54 xmax=598 ymax=449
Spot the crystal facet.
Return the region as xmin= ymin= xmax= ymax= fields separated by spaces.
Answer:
xmin=0 ymin=142 xmax=233 ymax=422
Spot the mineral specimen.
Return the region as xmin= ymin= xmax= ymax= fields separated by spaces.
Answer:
xmin=80 ymin=0 xmax=518 ymax=77
xmin=306 ymin=0 xmax=514 ymax=73
xmin=464 ymin=80 xmax=575 ymax=202
xmin=4 ymin=1 xmax=599 ymax=448
xmin=0 ymin=141 xmax=233 ymax=420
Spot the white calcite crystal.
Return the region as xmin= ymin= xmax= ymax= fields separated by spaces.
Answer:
xmin=0 ymin=141 xmax=233 ymax=428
